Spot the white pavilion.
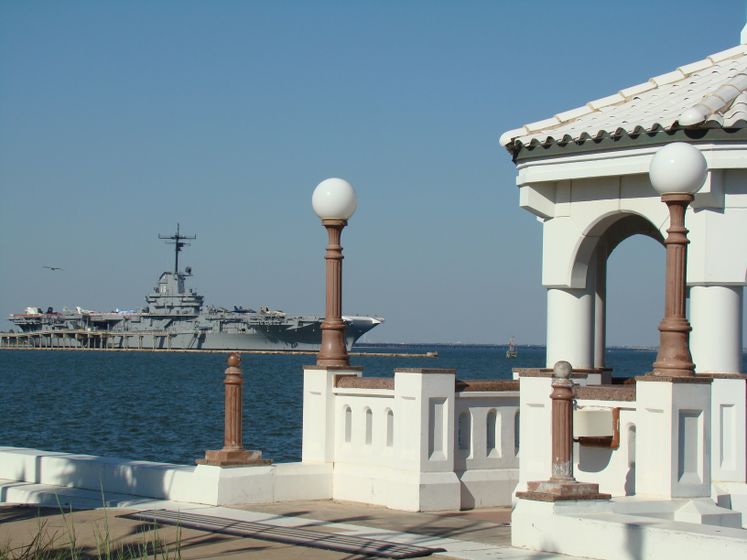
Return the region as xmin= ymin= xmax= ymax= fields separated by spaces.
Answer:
xmin=500 ymin=32 xmax=746 ymax=374
xmin=499 ymin=25 xmax=747 ymax=560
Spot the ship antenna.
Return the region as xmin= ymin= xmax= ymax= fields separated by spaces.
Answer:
xmin=158 ymin=223 xmax=196 ymax=274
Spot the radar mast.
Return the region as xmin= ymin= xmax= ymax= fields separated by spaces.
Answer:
xmin=159 ymin=223 xmax=196 ymax=274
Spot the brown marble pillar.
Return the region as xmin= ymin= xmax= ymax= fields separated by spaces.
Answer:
xmin=652 ymin=193 xmax=695 ymax=377
xmin=198 ymin=353 xmax=269 ymax=466
xmin=550 ymin=361 xmax=575 ymax=482
xmin=317 ymin=218 xmax=350 ymax=367
xmin=518 ymin=361 xmax=609 ymax=501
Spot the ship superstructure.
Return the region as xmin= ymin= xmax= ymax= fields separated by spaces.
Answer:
xmin=7 ymin=226 xmax=382 ymax=351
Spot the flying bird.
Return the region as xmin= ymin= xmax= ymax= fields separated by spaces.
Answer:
xmin=43 ymin=266 xmax=63 ymax=271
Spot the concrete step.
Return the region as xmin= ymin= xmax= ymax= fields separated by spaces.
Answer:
xmin=715 ymin=488 xmax=747 ymax=529
xmin=0 ymin=479 xmax=180 ymax=511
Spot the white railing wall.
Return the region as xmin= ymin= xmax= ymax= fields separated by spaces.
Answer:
xmin=301 ymin=366 xmax=520 ymax=511
xmin=454 ymin=388 xmax=520 ymax=508
xmin=303 ymin=366 xmax=747 ymax=512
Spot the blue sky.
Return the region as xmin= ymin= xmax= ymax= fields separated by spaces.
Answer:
xmin=1 ymin=0 xmax=745 ymax=346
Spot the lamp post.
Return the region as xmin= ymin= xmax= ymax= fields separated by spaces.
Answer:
xmin=649 ymin=142 xmax=707 ymax=377
xmin=312 ymin=178 xmax=358 ymax=367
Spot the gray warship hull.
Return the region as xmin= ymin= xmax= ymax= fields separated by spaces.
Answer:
xmin=7 ymin=314 xmax=379 ymax=352
xmin=6 ymin=227 xmax=382 ymax=351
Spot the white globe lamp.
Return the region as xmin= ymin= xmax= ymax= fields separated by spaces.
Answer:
xmin=312 ymin=178 xmax=357 ymax=221
xmin=649 ymin=142 xmax=707 ymax=195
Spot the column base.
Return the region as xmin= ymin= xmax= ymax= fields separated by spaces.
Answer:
xmin=517 ymin=479 xmax=610 ymax=501
xmin=197 ymin=448 xmax=271 ymax=467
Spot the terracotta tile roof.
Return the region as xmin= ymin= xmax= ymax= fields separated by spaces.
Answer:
xmin=500 ymin=44 xmax=747 ymax=152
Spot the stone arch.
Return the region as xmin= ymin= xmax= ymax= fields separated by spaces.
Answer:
xmin=548 ymin=210 xmax=665 ymax=369
xmin=570 ymin=211 xmax=664 ymax=290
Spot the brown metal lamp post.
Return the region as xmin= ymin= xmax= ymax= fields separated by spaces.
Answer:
xmin=648 ymin=142 xmax=707 ymax=377
xmin=312 ymin=178 xmax=358 ymax=368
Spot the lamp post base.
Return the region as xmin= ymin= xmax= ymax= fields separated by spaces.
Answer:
xmin=518 ymin=480 xmax=610 ymax=501
xmin=197 ymin=448 xmax=271 ymax=467
xmin=653 ymin=317 xmax=695 ymax=376
xmin=317 ymin=320 xmax=350 ymax=367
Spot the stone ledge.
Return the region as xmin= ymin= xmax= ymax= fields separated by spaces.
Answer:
xmin=575 ymin=385 xmax=636 ymax=401
xmin=698 ymin=372 xmax=747 ymax=379
xmin=636 ymin=374 xmax=713 ymax=384
xmin=304 ymin=365 xmax=365 ymax=372
xmin=333 ymin=376 xmax=521 ymax=392
xmin=455 ymin=379 xmax=520 ymax=392
xmin=394 ymin=368 xmax=456 ymax=374
xmin=514 ymin=367 xmax=609 ymax=378
xmin=335 ymin=376 xmax=394 ymax=389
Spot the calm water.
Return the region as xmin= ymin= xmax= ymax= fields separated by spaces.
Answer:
xmin=1 ymin=346 xmax=743 ymax=465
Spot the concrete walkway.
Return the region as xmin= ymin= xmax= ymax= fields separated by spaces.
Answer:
xmin=0 ymin=480 xmax=585 ymax=559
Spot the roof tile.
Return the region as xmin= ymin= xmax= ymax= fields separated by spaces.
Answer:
xmin=730 ymin=74 xmax=747 ymax=91
xmin=524 ymin=117 xmax=562 ymax=133
xmin=498 ymin=127 xmax=527 ymax=146
xmin=650 ymin=70 xmax=686 ymax=86
xmin=708 ymin=45 xmax=747 ymax=63
xmin=501 ymin=42 xmax=747 ymax=149
xmin=619 ymin=81 xmax=657 ymax=98
xmin=555 ymin=105 xmax=594 ymax=122
xmin=587 ymin=93 xmax=626 ymax=110
xmin=678 ymin=58 xmax=715 ymax=75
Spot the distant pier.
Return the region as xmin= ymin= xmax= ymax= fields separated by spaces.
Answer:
xmin=0 ymin=330 xmax=436 ymax=358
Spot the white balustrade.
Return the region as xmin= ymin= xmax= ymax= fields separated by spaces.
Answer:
xmin=301 ymin=366 xmax=520 ymax=511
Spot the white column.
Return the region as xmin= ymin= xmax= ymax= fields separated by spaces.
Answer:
xmin=594 ymin=250 xmax=607 ymax=369
xmin=690 ymin=285 xmax=743 ymax=373
xmin=546 ymin=288 xmax=594 ymax=369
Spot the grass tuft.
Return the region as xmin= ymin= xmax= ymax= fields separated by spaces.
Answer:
xmin=0 ymin=505 xmax=182 ymax=560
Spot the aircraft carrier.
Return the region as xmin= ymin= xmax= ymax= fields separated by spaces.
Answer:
xmin=6 ymin=226 xmax=383 ymax=351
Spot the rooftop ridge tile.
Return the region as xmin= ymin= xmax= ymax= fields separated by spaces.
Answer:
xmin=555 ymin=105 xmax=594 ymax=122
xmin=587 ymin=93 xmax=626 ymax=110
xmin=524 ymin=117 xmax=563 ymax=133
xmin=650 ymin=69 xmax=686 ymax=86
xmin=678 ymin=58 xmax=716 ymax=75
xmin=619 ymin=81 xmax=657 ymax=98
xmin=708 ymin=44 xmax=747 ymax=63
